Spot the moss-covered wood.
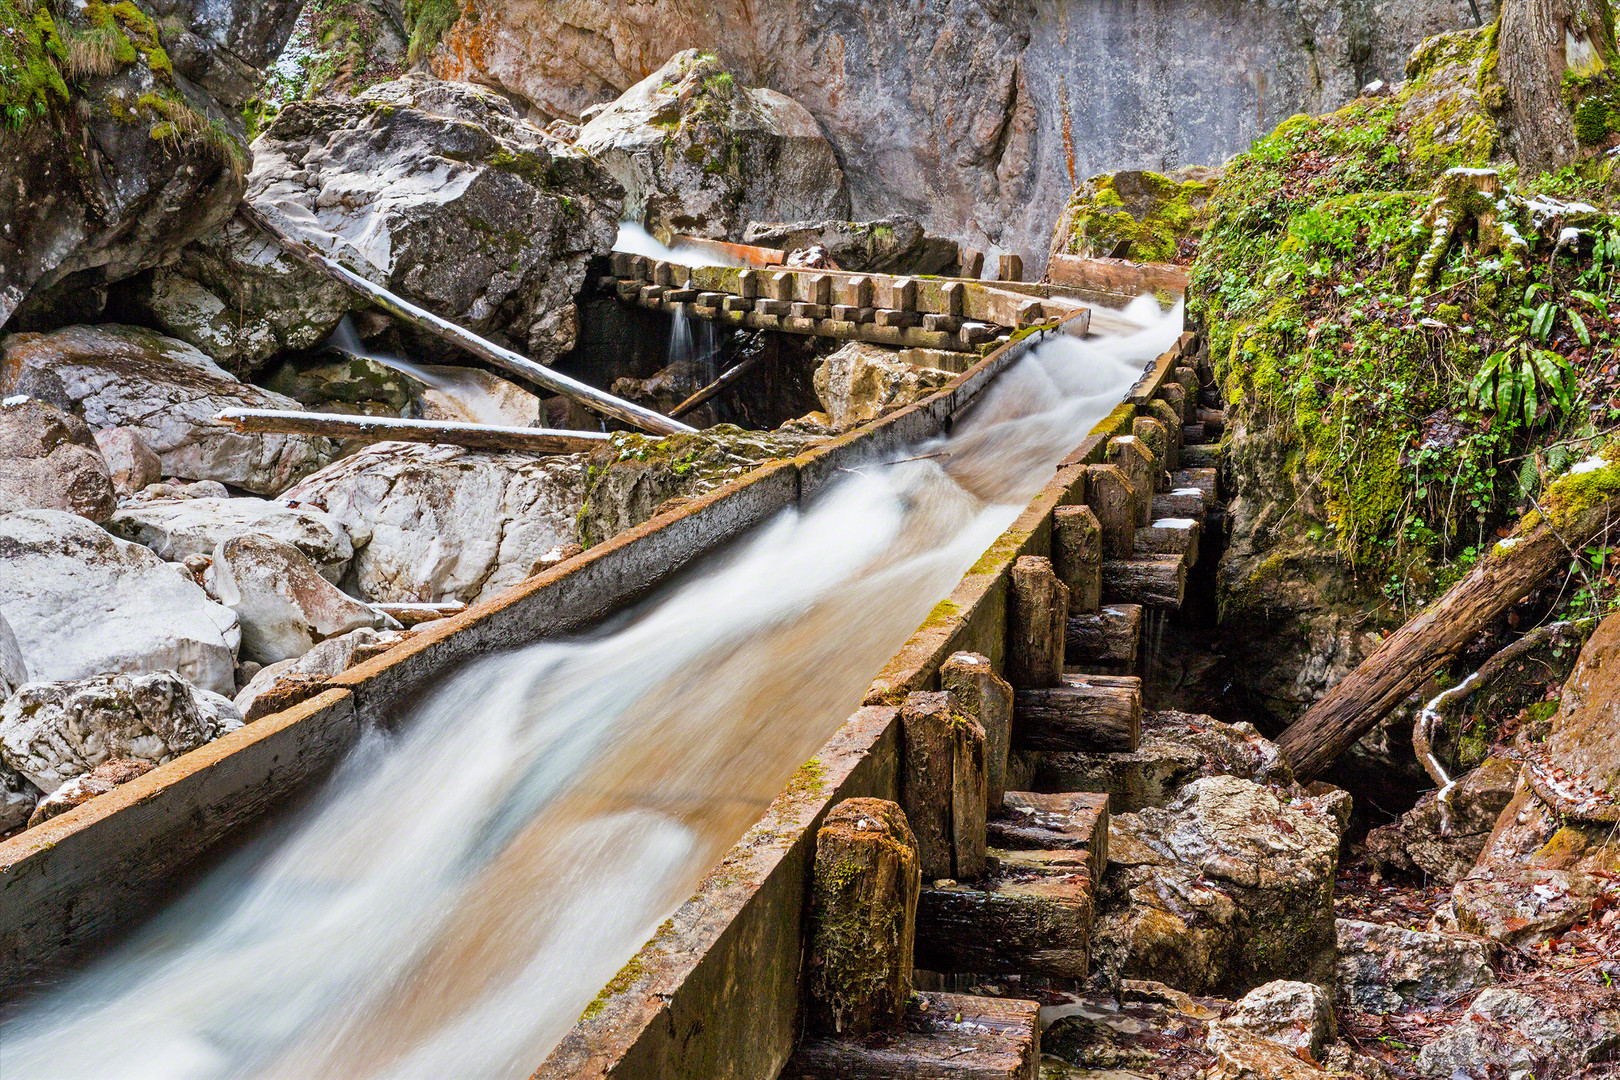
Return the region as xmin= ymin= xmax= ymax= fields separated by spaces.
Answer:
xmin=900 ymin=690 xmax=989 ymax=882
xmin=939 ymin=652 xmax=1014 ymax=810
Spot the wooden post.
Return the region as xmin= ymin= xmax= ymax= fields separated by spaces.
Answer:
xmin=1086 ymin=464 xmax=1140 ymax=558
xmin=901 ymin=691 xmax=989 ymax=882
xmin=1131 ymin=416 xmax=1168 ymax=471
xmin=1052 ymin=505 xmax=1102 ymax=613
xmin=998 ymin=253 xmax=1024 ymax=282
xmin=1108 ymin=436 xmax=1156 ymax=526
xmin=960 ymin=248 xmax=986 ymax=279
xmin=805 ymin=798 xmax=921 ymax=1035
xmin=941 ymin=280 xmax=965 ymax=317
xmin=1145 ymin=398 xmax=1183 ymax=467
xmin=1101 ymin=554 xmax=1187 ymax=609
xmin=738 ymin=269 xmax=760 ymax=299
xmin=889 ymin=278 xmax=918 ymax=311
xmin=1007 ymin=555 xmax=1068 ymax=688
xmin=940 ymin=652 xmax=1014 ymax=810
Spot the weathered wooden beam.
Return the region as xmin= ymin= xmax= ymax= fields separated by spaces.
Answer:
xmin=1101 ymin=554 xmax=1187 ymax=609
xmin=1086 ymin=464 xmax=1141 ymax=559
xmin=940 ymin=652 xmax=1014 ymax=810
xmin=240 ymin=202 xmax=694 ymax=436
xmin=901 ymin=691 xmax=988 ymax=882
xmin=989 ymin=791 xmax=1109 ymax=886
xmin=915 ymin=857 xmax=1093 ymax=978
xmin=1152 ymin=490 xmax=1206 ymax=521
xmin=805 ymin=798 xmax=922 ymax=1036
xmin=1135 ymin=519 xmax=1200 ymax=566
xmin=1052 ymin=505 xmax=1102 ymax=614
xmin=1066 ymin=603 xmax=1143 ymax=670
xmin=214 ymin=408 xmax=609 ymax=455
xmin=1108 ymin=436 xmax=1157 ymax=526
xmin=1014 ymin=674 xmax=1141 ymax=752
xmin=784 ymin=992 xmax=1040 ymax=1080
xmin=1171 ymin=467 xmax=1218 ymax=510
xmin=1007 ymin=556 xmax=1068 ymax=688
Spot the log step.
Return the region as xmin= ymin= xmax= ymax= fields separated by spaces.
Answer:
xmin=1179 ymin=443 xmax=1221 ymax=469
xmin=1195 ymin=405 xmax=1225 ymax=437
xmin=1170 ymin=467 xmax=1218 ymax=509
xmin=915 ymin=852 xmax=1093 ymax=980
xmin=1182 ymin=423 xmax=1205 ymax=444
xmin=1066 ymin=602 xmax=1142 ymax=670
xmin=1100 ymin=554 xmax=1187 ymax=609
xmin=1013 ymin=673 xmax=1141 ymax=752
xmin=1135 ymin=518 xmax=1200 ymax=566
xmin=1151 ymin=490 xmax=1206 ymax=521
xmin=784 ymin=992 xmax=1041 ymax=1079
xmin=988 ymin=790 xmax=1109 ymax=885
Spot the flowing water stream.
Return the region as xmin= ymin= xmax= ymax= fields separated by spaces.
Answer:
xmin=0 ymin=299 xmax=1180 ymax=1080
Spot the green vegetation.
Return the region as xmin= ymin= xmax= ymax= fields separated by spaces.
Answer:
xmin=1056 ymin=170 xmax=1210 ymax=262
xmin=403 ymin=0 xmax=461 ymax=62
xmin=1 ymin=0 xmax=69 ymax=127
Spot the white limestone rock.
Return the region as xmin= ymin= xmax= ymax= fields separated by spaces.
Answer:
xmin=1218 ymin=980 xmax=1335 ymax=1057
xmin=812 ymin=341 xmax=952 ymax=432
xmin=211 ymin=533 xmax=388 ymax=664
xmin=0 ymin=609 xmax=28 ymax=700
xmin=107 ymin=496 xmax=354 ymax=583
xmin=93 ymin=426 xmax=164 ymax=496
xmin=0 ymin=398 xmax=117 ymax=523
xmin=0 ymin=671 xmax=241 ymax=792
xmin=0 ymin=509 xmax=241 ymax=695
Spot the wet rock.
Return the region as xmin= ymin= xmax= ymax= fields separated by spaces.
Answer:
xmin=741 ymin=219 xmax=959 ymax=275
xmin=175 ymin=73 xmax=624 ymax=371
xmin=107 ymin=497 xmax=354 ymax=583
xmin=0 ymin=399 xmax=117 ymax=523
xmin=211 ymin=533 xmax=387 ymax=664
xmin=0 ymin=325 xmax=336 ymax=495
xmin=260 ymin=350 xmax=424 ymax=416
xmin=1036 ymin=711 xmax=1296 ymax=813
xmin=0 ymin=509 xmax=240 ymax=695
xmin=1092 ymin=775 xmax=1342 ymax=995
xmin=1219 ymin=980 xmax=1334 ymax=1056
xmin=576 ymin=50 xmax=849 ymax=241
xmin=1040 ymin=994 xmax=1214 ymax=1073
xmin=281 ymin=442 xmax=587 ymax=603
xmin=1203 ymin=1024 xmax=1332 ymax=1079
xmin=1365 ymin=756 xmax=1521 ymax=884
xmin=1451 ymin=865 xmax=1605 ymax=945
xmin=94 ymin=427 xmax=164 ymax=496
xmin=0 ymin=671 xmax=241 ymax=792
xmin=234 ymin=626 xmax=407 ymax=718
xmin=26 ymin=758 xmax=155 ymax=828
xmin=415 ymin=366 xmax=542 ymax=427
xmin=812 ymin=342 xmax=952 ymax=433
xmin=1414 ymin=987 xmax=1620 ymax=1078
xmin=1335 ymin=918 xmax=1495 ymax=1012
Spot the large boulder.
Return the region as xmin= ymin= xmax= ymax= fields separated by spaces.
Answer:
xmin=1335 ymin=919 xmax=1495 ymax=1012
xmin=1526 ymin=609 xmax=1620 ymax=819
xmin=576 ymin=50 xmax=849 ymax=241
xmin=812 ymin=342 xmax=952 ymax=433
xmin=0 ymin=671 xmax=241 ymax=792
xmin=107 ymin=496 xmax=354 ymax=583
xmin=0 ymin=510 xmax=241 ymax=695
xmin=0 ymin=0 xmax=299 ymax=329
xmin=94 ymin=427 xmax=164 ymax=496
xmin=145 ymin=73 xmax=624 ymax=374
xmin=0 ymin=398 xmax=116 ymax=523
xmin=280 ymin=442 xmax=589 ymax=603
xmin=1217 ymin=980 xmax=1334 ymax=1057
xmin=1414 ymin=987 xmax=1620 ymax=1078
xmin=1365 ymin=756 xmax=1521 ymax=884
xmin=0 ymin=324 xmax=337 ymax=494
xmin=1092 ymin=775 xmax=1342 ymax=995
xmin=740 ymin=219 xmax=959 ymax=275
xmin=211 ymin=533 xmax=386 ymax=664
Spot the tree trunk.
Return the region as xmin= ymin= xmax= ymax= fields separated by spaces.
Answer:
xmin=1277 ymin=482 xmax=1620 ymax=781
xmin=1498 ymin=0 xmax=1614 ymax=172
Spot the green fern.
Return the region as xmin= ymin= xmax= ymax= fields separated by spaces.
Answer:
xmin=1468 ymin=344 xmax=1577 ymax=428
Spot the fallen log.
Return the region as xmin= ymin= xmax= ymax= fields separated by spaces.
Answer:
xmin=215 ymin=409 xmax=609 ymax=455
xmin=238 ymin=201 xmax=694 ymax=437
xmin=1013 ymin=674 xmax=1141 ymax=752
xmin=1277 ymin=460 xmax=1620 ymax=781
xmin=669 ymin=349 xmax=772 ymax=418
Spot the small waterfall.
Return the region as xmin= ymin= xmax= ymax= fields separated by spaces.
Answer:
xmin=666 ymin=306 xmax=720 ymax=393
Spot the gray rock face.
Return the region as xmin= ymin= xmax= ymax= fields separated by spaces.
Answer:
xmin=1415 ymin=987 xmax=1620 ymax=1078
xmin=0 ymin=761 xmax=37 ymax=835
xmin=741 ymin=219 xmax=958 ymax=275
xmin=812 ymin=343 xmax=952 ymax=433
xmin=0 ymin=398 xmax=117 ymax=523
xmin=280 ymin=442 xmax=589 ymax=603
xmin=0 ymin=611 xmax=27 ymax=699
xmin=429 ymin=0 xmax=1488 ymax=265
xmin=94 ymin=427 xmax=164 ymax=497
xmin=1451 ymin=865 xmax=1604 ymax=945
xmin=0 ymin=324 xmax=336 ymax=495
xmin=107 ymin=496 xmax=354 ymax=583
xmin=211 ymin=533 xmax=386 ymax=664
xmin=0 ymin=671 xmax=241 ymax=792
xmin=0 ymin=510 xmax=241 ymax=695
xmin=0 ymin=0 xmax=299 ymax=329
xmin=184 ymin=73 xmax=624 ymax=370
xmin=1219 ymin=980 xmax=1335 ymax=1056
xmin=1335 ymin=919 xmax=1495 ymax=1012
xmin=1093 ymin=775 xmax=1342 ymax=995
xmin=576 ymin=50 xmax=849 ymax=241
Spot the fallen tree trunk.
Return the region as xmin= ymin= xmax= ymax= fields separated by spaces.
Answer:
xmin=238 ymin=201 xmax=694 ymax=437
xmin=1277 ymin=465 xmax=1620 ymax=781
xmin=215 ymin=408 xmax=609 ymax=455
xmin=669 ymin=350 xmax=771 ymax=418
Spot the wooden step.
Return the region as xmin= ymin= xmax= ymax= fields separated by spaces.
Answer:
xmin=1179 ymin=443 xmax=1220 ymax=469
xmin=1170 ymin=467 xmax=1217 ymax=509
xmin=1151 ymin=490 xmax=1205 ymax=521
xmin=1194 ymin=405 xmax=1225 ymax=437
xmin=1013 ymin=673 xmax=1141 ymax=752
xmin=1101 ymin=554 xmax=1187 ymax=609
xmin=1135 ymin=518 xmax=1200 ymax=566
xmin=915 ymin=852 xmax=1093 ymax=980
xmin=1066 ymin=603 xmax=1142 ymax=670
xmin=988 ymin=790 xmax=1109 ymax=885
xmin=784 ymin=992 xmax=1040 ymax=1079
xmin=1182 ymin=423 xmax=1205 ymax=444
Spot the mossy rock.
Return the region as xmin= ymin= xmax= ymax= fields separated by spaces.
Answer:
xmin=1050 ymin=167 xmax=1217 ymax=263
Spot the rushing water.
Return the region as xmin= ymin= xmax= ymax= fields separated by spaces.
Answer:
xmin=325 ymin=317 xmax=522 ymax=427
xmin=0 ymin=299 xmax=1180 ymax=1080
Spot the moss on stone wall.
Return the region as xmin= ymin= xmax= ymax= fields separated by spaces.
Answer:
xmin=0 ymin=0 xmax=69 ymax=127
xmin=1054 ymin=169 xmax=1212 ymax=263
